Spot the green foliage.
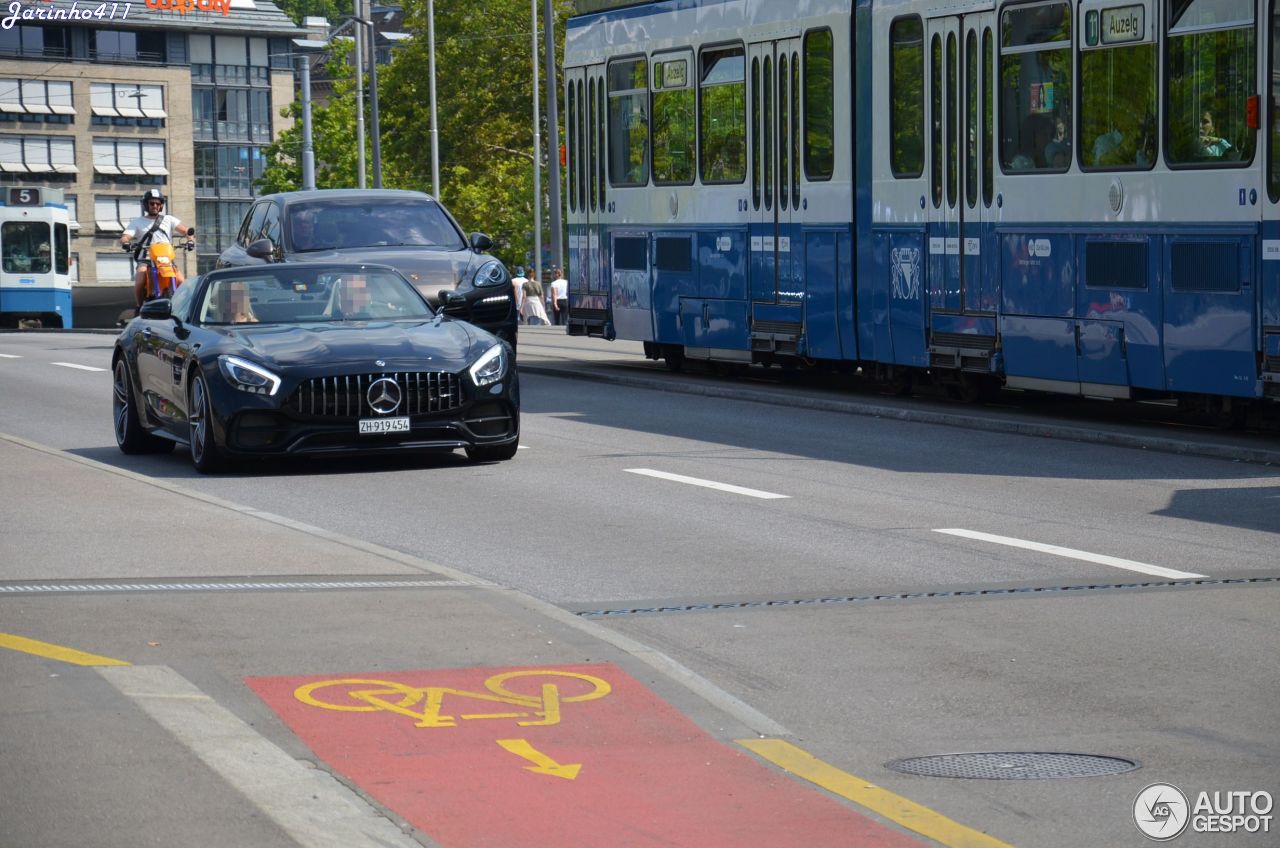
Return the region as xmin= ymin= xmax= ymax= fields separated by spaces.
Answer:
xmin=275 ymin=0 xmax=347 ymax=27
xmin=259 ymin=0 xmax=576 ymax=268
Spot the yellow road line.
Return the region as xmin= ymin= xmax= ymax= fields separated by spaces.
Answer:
xmin=0 ymin=633 xmax=130 ymax=667
xmin=738 ymin=738 xmax=1015 ymax=848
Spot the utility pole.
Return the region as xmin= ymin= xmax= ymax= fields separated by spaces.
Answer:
xmin=428 ymin=0 xmax=439 ymax=197
xmin=353 ymin=0 xmax=366 ymax=188
xmin=542 ymin=0 xmax=561 ymax=273
xmin=530 ymin=0 xmax=541 ymax=281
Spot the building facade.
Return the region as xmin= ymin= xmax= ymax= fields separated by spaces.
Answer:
xmin=0 ymin=0 xmax=303 ymax=321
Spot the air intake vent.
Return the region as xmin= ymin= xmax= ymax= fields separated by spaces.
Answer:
xmin=1170 ymin=241 xmax=1241 ymax=293
xmin=287 ymin=372 xmax=462 ymax=418
xmin=1085 ymin=240 xmax=1146 ymax=289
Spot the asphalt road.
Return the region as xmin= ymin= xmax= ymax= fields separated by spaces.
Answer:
xmin=1 ymin=327 xmax=1276 ymax=848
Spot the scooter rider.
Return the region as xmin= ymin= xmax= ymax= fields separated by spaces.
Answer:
xmin=121 ymin=189 xmax=194 ymax=306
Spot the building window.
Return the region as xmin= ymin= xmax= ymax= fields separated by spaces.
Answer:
xmin=90 ymin=83 xmax=166 ymax=126
xmin=94 ymin=195 xmax=136 ymax=233
xmin=0 ymin=80 xmax=76 ymax=125
xmin=92 ymin=139 xmax=167 ymax=177
xmin=96 ymin=252 xmax=134 ymax=284
xmin=0 ymin=135 xmax=77 ymax=175
xmin=89 ymin=29 xmax=166 ymax=63
xmin=0 ymin=26 xmax=69 ymax=58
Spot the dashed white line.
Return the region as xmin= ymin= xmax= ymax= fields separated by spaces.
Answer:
xmin=0 ymin=353 xmax=22 ymax=358
xmin=625 ymin=468 xmax=789 ymax=500
xmin=933 ymin=528 xmax=1207 ymax=579
xmin=51 ymin=361 xmax=106 ymax=372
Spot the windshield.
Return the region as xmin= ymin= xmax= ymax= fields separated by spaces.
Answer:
xmin=197 ymin=266 xmax=435 ymax=325
xmin=287 ymin=199 xmax=466 ymax=252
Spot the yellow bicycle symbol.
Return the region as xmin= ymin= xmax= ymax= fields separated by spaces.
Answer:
xmin=294 ymin=669 xmax=612 ymax=728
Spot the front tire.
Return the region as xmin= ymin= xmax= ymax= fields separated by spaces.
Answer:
xmin=465 ymin=437 xmax=519 ymax=463
xmin=113 ymin=358 xmax=171 ymax=454
xmin=188 ymin=372 xmax=225 ymax=473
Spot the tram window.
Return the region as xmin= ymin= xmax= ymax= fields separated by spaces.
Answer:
xmin=1081 ymin=43 xmax=1156 ymax=170
xmin=999 ymin=1 xmax=1072 ymax=173
xmin=751 ymin=56 xmax=761 ymax=208
xmin=1167 ymin=0 xmax=1255 ymax=166
xmin=780 ymin=52 xmax=790 ymax=210
xmin=931 ymin=34 xmax=942 ymax=205
xmin=567 ymin=84 xmax=576 ymax=212
xmin=598 ymin=81 xmax=607 ymax=205
xmin=791 ymin=51 xmax=801 ymax=208
xmin=588 ymin=77 xmax=597 ymax=211
xmin=804 ymin=29 xmax=834 ymax=180
xmin=1272 ymin=3 xmax=1280 ymax=201
xmin=890 ymin=16 xmax=925 ymax=178
xmin=608 ymin=57 xmax=649 ymax=187
xmin=983 ymin=29 xmax=994 ymax=205
xmin=652 ymin=57 xmax=695 ymax=185
xmin=764 ymin=54 xmax=774 ymax=208
xmin=2 ymin=221 xmax=52 ymax=274
xmin=55 ymin=223 xmax=69 ymax=274
xmin=699 ymin=46 xmax=746 ymax=185
xmin=579 ymin=78 xmax=587 ymax=212
xmin=947 ymin=32 xmax=958 ymax=206
xmin=966 ymin=30 xmax=979 ymax=207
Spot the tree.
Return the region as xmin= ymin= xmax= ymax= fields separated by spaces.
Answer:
xmin=259 ymin=0 xmax=577 ymax=268
xmin=274 ymin=0 xmax=346 ymax=27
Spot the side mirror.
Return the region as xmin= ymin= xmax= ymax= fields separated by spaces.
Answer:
xmin=469 ymin=232 xmax=493 ymax=252
xmin=246 ymin=238 xmax=276 ymax=260
xmin=139 ymin=299 xmax=172 ymax=320
xmin=437 ymin=289 xmax=466 ymax=311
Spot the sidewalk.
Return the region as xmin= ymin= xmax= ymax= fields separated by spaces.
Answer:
xmin=513 ymin=324 xmax=1280 ymax=466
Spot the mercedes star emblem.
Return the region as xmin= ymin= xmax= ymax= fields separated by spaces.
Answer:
xmin=366 ymin=377 xmax=403 ymax=415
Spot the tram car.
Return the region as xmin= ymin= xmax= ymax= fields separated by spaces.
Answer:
xmin=0 ymin=187 xmax=73 ymax=328
xmin=562 ymin=0 xmax=1280 ymax=412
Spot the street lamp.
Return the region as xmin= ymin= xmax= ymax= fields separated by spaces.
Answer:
xmin=291 ymin=37 xmax=329 ymax=191
xmin=346 ymin=6 xmax=409 ymax=189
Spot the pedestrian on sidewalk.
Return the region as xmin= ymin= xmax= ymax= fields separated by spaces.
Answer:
xmin=511 ymin=265 xmax=527 ymax=323
xmin=521 ymin=269 xmax=550 ymax=325
xmin=550 ymin=267 xmax=568 ymax=325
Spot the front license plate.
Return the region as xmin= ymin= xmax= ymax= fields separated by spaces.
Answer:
xmin=358 ymin=417 xmax=410 ymax=434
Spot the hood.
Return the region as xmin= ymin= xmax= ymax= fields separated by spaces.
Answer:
xmin=214 ymin=319 xmax=487 ymax=371
xmin=286 ymin=246 xmax=477 ymax=303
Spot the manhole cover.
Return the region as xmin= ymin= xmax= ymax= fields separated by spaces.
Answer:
xmin=885 ymin=752 xmax=1139 ymax=780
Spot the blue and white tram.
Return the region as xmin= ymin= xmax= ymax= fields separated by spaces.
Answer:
xmin=563 ymin=0 xmax=1280 ymax=409
xmin=0 ymin=187 xmax=73 ymax=328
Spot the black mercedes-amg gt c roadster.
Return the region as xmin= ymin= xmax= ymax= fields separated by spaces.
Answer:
xmin=112 ymin=262 xmax=518 ymax=473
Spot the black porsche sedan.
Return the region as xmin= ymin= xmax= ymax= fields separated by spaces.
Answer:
xmin=215 ymin=189 xmax=518 ymax=350
xmin=111 ymin=263 xmax=519 ymax=473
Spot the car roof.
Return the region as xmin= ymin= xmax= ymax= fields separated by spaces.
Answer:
xmin=263 ymin=189 xmax=439 ymax=206
xmin=200 ymin=261 xmax=405 ymax=282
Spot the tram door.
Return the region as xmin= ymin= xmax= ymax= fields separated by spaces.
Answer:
xmin=925 ymin=12 xmax=995 ymax=318
xmin=565 ymin=64 xmax=608 ymax=336
xmin=748 ymin=38 xmax=803 ymax=322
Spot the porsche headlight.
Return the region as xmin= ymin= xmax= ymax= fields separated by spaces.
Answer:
xmin=468 ymin=343 xmax=506 ymax=387
xmin=218 ymin=355 xmax=281 ymax=396
xmin=472 ymin=259 xmax=509 ymax=288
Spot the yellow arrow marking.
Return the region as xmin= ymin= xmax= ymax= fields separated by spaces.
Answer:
xmin=0 ymin=633 xmax=130 ymax=667
xmin=496 ymin=738 xmax=581 ymax=780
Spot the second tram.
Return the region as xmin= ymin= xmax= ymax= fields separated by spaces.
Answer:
xmin=563 ymin=0 xmax=1280 ymax=411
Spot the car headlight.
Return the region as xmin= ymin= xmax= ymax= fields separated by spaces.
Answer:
xmin=218 ymin=355 xmax=282 ymax=396
xmin=471 ymin=259 xmax=509 ymax=288
xmin=468 ymin=343 xmax=506 ymax=387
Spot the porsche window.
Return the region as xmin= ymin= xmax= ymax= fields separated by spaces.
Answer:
xmin=286 ymin=200 xmax=465 ymax=253
xmin=198 ymin=267 xmax=433 ymax=325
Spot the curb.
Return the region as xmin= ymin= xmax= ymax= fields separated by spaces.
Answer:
xmin=518 ymin=362 xmax=1280 ymax=467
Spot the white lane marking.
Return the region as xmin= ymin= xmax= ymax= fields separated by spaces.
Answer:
xmin=99 ymin=665 xmax=424 ymax=848
xmin=0 ymin=353 xmax=21 ymax=358
xmin=52 ymin=361 xmax=107 ymax=372
xmin=933 ymin=528 xmax=1208 ymax=579
xmin=625 ymin=468 xmax=790 ymax=500
xmin=518 ymin=445 xmax=529 ymax=450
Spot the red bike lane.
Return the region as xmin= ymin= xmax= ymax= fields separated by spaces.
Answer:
xmin=247 ymin=662 xmax=925 ymax=848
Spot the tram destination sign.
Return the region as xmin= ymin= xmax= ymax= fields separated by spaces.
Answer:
xmin=7 ymin=188 xmax=42 ymax=207
xmin=1100 ymin=4 xmax=1145 ymax=43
